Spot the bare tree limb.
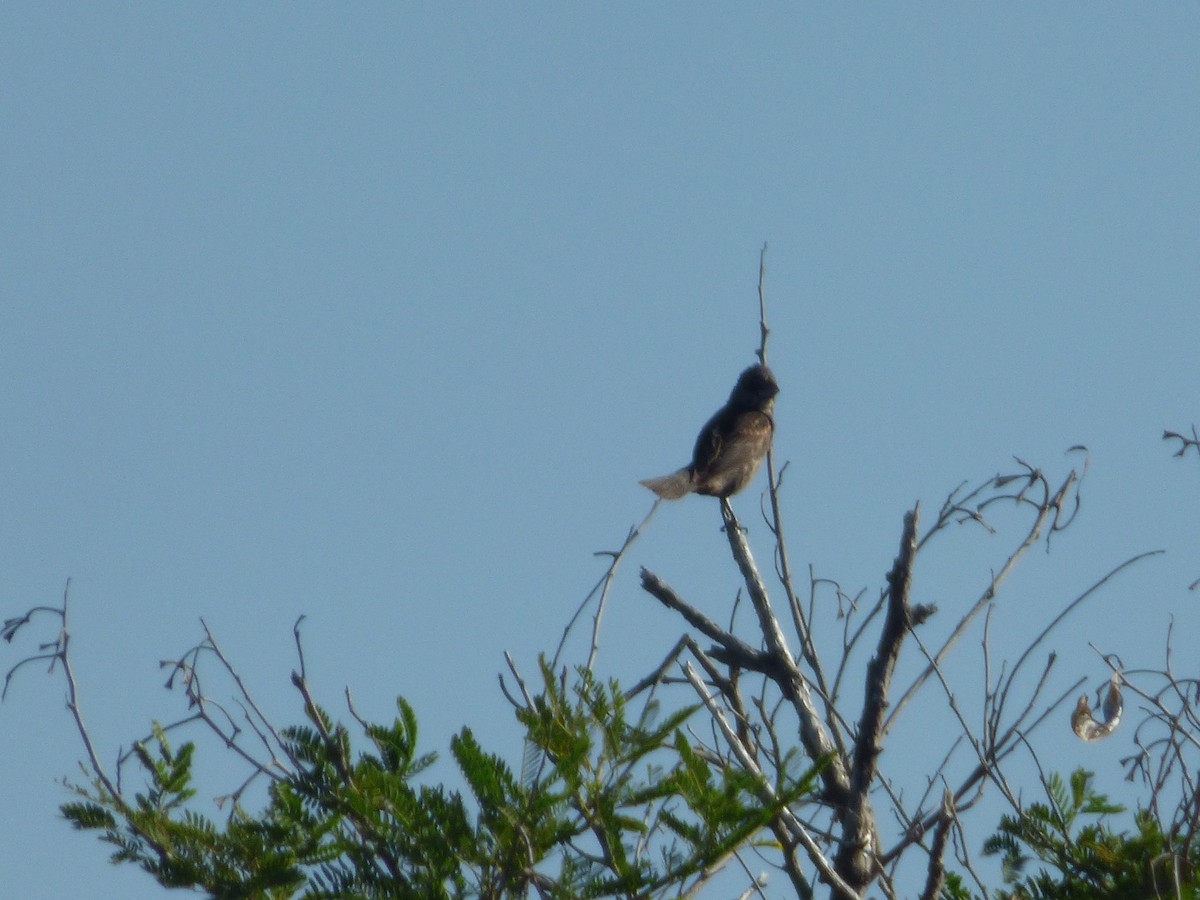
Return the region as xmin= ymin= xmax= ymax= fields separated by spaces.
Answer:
xmin=918 ymin=790 xmax=955 ymax=900
xmin=639 ymin=568 xmax=773 ymax=673
xmin=682 ymin=661 xmax=860 ymax=900
xmin=553 ymin=502 xmax=659 ymax=671
xmin=886 ymin=464 xmax=1079 ymax=730
xmin=720 ymin=500 xmax=851 ymax=802
xmin=835 ymin=506 xmax=918 ymax=890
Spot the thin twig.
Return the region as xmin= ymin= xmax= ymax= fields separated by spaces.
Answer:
xmin=552 ymin=502 xmax=658 ymax=671
xmin=886 ymin=466 xmax=1078 ymax=729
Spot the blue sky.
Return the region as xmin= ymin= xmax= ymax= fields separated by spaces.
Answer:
xmin=2 ymin=6 xmax=1198 ymax=897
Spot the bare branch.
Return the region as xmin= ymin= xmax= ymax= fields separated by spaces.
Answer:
xmin=719 ymin=500 xmax=850 ymax=800
xmin=682 ymin=662 xmax=860 ymax=900
xmin=835 ymin=506 xmax=919 ymax=889
xmin=553 ymin=503 xmax=658 ymax=671
xmin=639 ymin=567 xmax=773 ymax=673
xmin=1163 ymin=424 xmax=1200 ymax=458
xmin=918 ymin=790 xmax=955 ymax=900
xmin=756 ymin=241 xmax=770 ymax=365
xmin=624 ymin=634 xmax=690 ymax=699
xmin=887 ymin=465 xmax=1080 ymax=730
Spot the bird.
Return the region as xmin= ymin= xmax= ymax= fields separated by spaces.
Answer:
xmin=640 ymin=363 xmax=779 ymax=500
xmin=1070 ymin=673 xmax=1123 ymax=742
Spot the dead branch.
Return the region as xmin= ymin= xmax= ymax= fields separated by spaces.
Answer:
xmin=835 ymin=506 xmax=919 ymax=890
xmin=553 ymin=502 xmax=658 ymax=671
xmin=886 ymin=464 xmax=1081 ymax=730
xmin=683 ymin=661 xmax=860 ymax=900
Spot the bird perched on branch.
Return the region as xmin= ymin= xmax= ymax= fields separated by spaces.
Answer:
xmin=640 ymin=364 xmax=779 ymax=500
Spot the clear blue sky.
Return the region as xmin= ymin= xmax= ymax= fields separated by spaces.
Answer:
xmin=2 ymin=6 xmax=1198 ymax=897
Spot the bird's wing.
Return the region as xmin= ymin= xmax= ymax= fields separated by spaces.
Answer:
xmin=691 ymin=408 xmax=728 ymax=476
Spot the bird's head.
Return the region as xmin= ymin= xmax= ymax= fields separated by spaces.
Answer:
xmin=730 ymin=364 xmax=779 ymax=410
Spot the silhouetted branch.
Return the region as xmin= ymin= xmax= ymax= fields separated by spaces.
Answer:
xmin=683 ymin=662 xmax=859 ymax=900
xmin=836 ymin=506 xmax=919 ymax=889
xmin=756 ymin=241 xmax=769 ymax=366
xmin=720 ymin=499 xmax=851 ymax=802
xmin=1163 ymin=424 xmax=1200 ymax=459
xmin=639 ymin=567 xmax=771 ymax=673
xmin=918 ymin=790 xmax=955 ymax=900
xmin=887 ymin=462 xmax=1083 ymax=730
xmin=554 ymin=503 xmax=658 ymax=671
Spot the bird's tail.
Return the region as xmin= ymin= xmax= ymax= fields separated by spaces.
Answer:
xmin=639 ymin=468 xmax=694 ymax=500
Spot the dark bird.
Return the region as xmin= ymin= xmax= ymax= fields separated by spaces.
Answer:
xmin=640 ymin=364 xmax=779 ymax=500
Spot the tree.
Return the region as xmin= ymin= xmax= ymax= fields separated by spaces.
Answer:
xmin=7 ymin=617 xmax=817 ymax=898
xmin=4 ymin=267 xmax=1196 ymax=898
xmin=974 ymin=430 xmax=1200 ymax=899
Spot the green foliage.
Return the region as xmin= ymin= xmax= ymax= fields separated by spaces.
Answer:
xmin=63 ymin=722 xmax=308 ymax=897
xmin=938 ymin=871 xmax=972 ymax=900
xmin=60 ymin=660 xmax=824 ymax=898
xmin=982 ymin=769 xmax=1199 ymax=900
